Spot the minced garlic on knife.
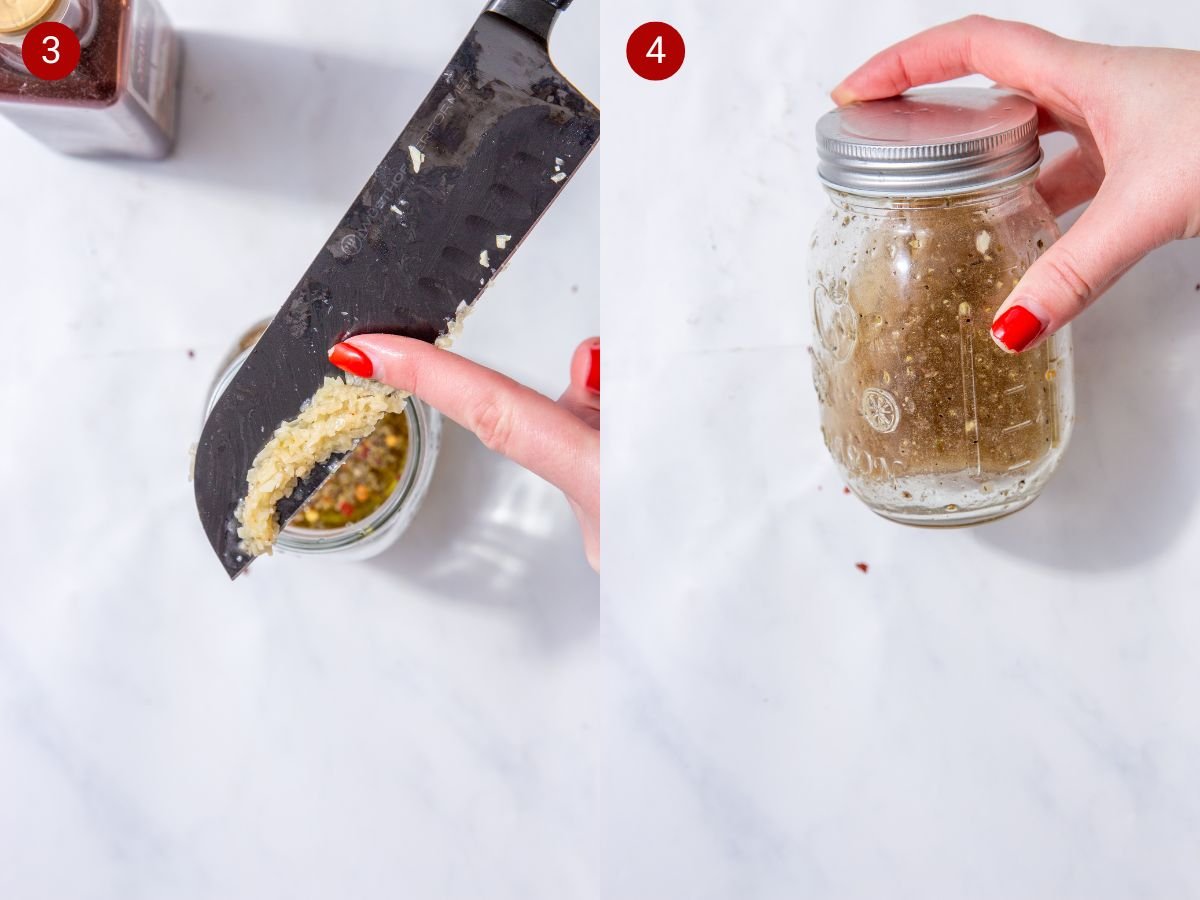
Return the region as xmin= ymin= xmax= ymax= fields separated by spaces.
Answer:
xmin=235 ymin=376 xmax=408 ymax=556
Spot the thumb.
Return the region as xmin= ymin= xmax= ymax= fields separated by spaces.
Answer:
xmin=557 ymin=338 xmax=600 ymax=427
xmin=991 ymin=182 xmax=1166 ymax=353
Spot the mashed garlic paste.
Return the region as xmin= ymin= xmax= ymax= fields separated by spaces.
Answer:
xmin=235 ymin=376 xmax=408 ymax=556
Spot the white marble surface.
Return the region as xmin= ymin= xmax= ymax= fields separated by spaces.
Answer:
xmin=602 ymin=0 xmax=1200 ymax=897
xmin=1 ymin=2 xmax=600 ymax=898
xmin=5 ymin=0 xmax=1200 ymax=896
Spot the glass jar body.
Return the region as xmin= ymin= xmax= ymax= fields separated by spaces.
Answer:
xmin=205 ymin=325 xmax=442 ymax=563
xmin=0 ymin=0 xmax=180 ymax=159
xmin=808 ymin=178 xmax=1074 ymax=525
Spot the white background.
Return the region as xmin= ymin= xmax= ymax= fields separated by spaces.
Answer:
xmin=3 ymin=0 xmax=1200 ymax=897
xmin=603 ymin=0 xmax=1200 ymax=898
xmin=0 ymin=1 xmax=600 ymax=898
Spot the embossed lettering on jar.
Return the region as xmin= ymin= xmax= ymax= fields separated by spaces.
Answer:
xmin=809 ymin=88 xmax=1075 ymax=525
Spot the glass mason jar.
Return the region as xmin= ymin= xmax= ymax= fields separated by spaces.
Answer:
xmin=0 ymin=0 xmax=180 ymax=158
xmin=809 ymin=88 xmax=1074 ymax=525
xmin=204 ymin=322 xmax=442 ymax=562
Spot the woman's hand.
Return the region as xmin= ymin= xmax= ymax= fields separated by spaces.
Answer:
xmin=329 ymin=336 xmax=600 ymax=571
xmin=834 ymin=15 xmax=1200 ymax=353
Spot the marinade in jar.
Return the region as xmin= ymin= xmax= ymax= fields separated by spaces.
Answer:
xmin=292 ymin=412 xmax=411 ymax=530
xmin=811 ymin=191 xmax=1073 ymax=521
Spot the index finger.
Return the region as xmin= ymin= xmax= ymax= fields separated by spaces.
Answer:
xmin=341 ymin=335 xmax=598 ymax=506
xmin=832 ymin=15 xmax=1077 ymax=106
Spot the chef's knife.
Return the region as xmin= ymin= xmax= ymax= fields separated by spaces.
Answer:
xmin=194 ymin=0 xmax=599 ymax=579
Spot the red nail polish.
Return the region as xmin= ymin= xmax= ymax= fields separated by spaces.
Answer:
xmin=328 ymin=342 xmax=374 ymax=378
xmin=586 ymin=344 xmax=600 ymax=393
xmin=991 ymin=305 xmax=1046 ymax=353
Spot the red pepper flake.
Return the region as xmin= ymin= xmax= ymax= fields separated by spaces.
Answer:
xmin=338 ymin=501 xmax=355 ymax=517
xmin=842 ymin=486 xmax=851 ymax=495
xmin=855 ymin=562 xmax=869 ymax=574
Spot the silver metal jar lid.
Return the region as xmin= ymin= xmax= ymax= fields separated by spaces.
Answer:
xmin=816 ymin=87 xmax=1043 ymax=197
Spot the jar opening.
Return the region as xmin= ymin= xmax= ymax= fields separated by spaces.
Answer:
xmin=274 ymin=401 xmax=432 ymax=555
xmin=204 ymin=342 xmax=441 ymax=557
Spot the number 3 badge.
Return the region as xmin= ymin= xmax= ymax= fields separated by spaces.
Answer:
xmin=22 ymin=21 xmax=81 ymax=81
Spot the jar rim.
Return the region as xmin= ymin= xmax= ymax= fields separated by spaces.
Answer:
xmin=821 ymin=162 xmax=1042 ymax=203
xmin=275 ymin=398 xmax=436 ymax=554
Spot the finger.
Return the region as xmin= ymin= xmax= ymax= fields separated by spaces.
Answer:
xmin=566 ymin=495 xmax=600 ymax=573
xmin=1036 ymin=105 xmax=1069 ymax=137
xmin=990 ymin=180 xmax=1170 ymax=353
xmin=988 ymin=84 xmax=1069 ymax=136
xmin=558 ymin=338 xmax=600 ymax=424
xmin=1035 ymin=147 xmax=1103 ymax=216
xmin=335 ymin=335 xmax=599 ymax=504
xmin=832 ymin=16 xmax=1076 ymax=105
xmin=990 ymin=85 xmax=1080 ymax=139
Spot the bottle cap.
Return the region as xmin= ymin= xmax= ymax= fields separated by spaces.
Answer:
xmin=0 ymin=0 xmax=58 ymax=34
xmin=816 ymin=87 xmax=1043 ymax=197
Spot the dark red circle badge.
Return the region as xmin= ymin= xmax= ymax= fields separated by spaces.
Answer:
xmin=627 ymin=22 xmax=685 ymax=81
xmin=22 ymin=22 xmax=81 ymax=81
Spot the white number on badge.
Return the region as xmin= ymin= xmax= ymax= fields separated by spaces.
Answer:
xmin=647 ymin=35 xmax=665 ymax=64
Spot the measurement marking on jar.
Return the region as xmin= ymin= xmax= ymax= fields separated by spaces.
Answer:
xmin=1002 ymin=419 xmax=1033 ymax=434
xmin=1004 ymin=384 xmax=1027 ymax=395
xmin=1046 ymin=348 xmax=1061 ymax=447
xmin=1007 ymin=459 xmax=1032 ymax=471
xmin=958 ymin=302 xmax=982 ymax=476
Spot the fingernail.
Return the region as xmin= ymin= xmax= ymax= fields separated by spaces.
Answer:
xmin=831 ymin=85 xmax=858 ymax=106
xmin=328 ymin=342 xmax=374 ymax=378
xmin=586 ymin=344 xmax=600 ymax=393
xmin=991 ymin=304 xmax=1047 ymax=353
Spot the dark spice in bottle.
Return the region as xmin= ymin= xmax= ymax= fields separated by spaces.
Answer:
xmin=0 ymin=0 xmax=180 ymax=158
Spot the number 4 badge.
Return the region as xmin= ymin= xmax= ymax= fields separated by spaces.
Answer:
xmin=627 ymin=22 xmax=685 ymax=80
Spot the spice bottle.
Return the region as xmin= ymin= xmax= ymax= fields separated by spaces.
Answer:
xmin=809 ymin=88 xmax=1075 ymax=525
xmin=0 ymin=0 xmax=180 ymax=158
xmin=204 ymin=322 xmax=443 ymax=563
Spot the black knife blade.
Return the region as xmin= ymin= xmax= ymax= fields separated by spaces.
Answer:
xmin=194 ymin=0 xmax=599 ymax=579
